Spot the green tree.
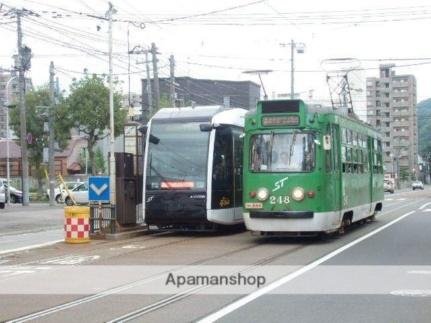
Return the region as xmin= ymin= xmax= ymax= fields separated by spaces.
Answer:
xmin=94 ymin=147 xmax=107 ymax=174
xmin=66 ymin=74 xmax=127 ymax=175
xmin=9 ymin=87 xmax=72 ymax=193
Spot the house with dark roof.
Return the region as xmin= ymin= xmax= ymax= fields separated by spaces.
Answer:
xmin=0 ymin=137 xmax=87 ymax=177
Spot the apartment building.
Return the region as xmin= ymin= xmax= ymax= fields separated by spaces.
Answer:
xmin=366 ymin=64 xmax=418 ymax=178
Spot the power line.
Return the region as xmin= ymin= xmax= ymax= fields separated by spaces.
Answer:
xmin=146 ymin=0 xmax=265 ymax=23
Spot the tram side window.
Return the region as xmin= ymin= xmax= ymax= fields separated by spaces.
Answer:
xmin=363 ymin=149 xmax=369 ymax=173
xmin=332 ymin=127 xmax=339 ymax=171
xmin=212 ymin=128 xmax=233 ymax=191
xmin=325 ymin=128 xmax=332 ymax=172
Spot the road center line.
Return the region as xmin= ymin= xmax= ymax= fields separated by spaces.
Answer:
xmin=419 ymin=202 xmax=431 ymax=210
xmin=198 ymin=210 xmax=416 ymax=323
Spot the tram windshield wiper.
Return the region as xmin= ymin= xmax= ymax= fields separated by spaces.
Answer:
xmin=268 ymin=131 xmax=275 ymax=167
xmin=288 ymin=131 xmax=297 ymax=165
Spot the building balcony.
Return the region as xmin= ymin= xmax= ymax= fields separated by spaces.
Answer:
xmin=392 ymin=110 xmax=410 ymax=117
xmin=392 ymin=121 xmax=410 ymax=127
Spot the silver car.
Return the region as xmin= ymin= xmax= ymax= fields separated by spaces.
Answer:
xmin=0 ymin=180 xmax=5 ymax=209
xmin=412 ymin=180 xmax=424 ymax=190
xmin=62 ymin=182 xmax=89 ymax=206
xmin=46 ymin=181 xmax=82 ymax=203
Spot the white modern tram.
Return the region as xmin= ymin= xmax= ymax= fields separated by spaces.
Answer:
xmin=142 ymin=106 xmax=247 ymax=230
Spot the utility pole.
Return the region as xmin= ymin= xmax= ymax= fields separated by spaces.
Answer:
xmin=280 ymin=40 xmax=305 ymax=100
xmin=48 ymin=62 xmax=55 ymax=206
xmin=290 ymin=39 xmax=294 ymax=99
xmin=5 ymin=76 xmax=17 ymax=206
xmin=131 ymin=46 xmax=152 ymax=120
xmin=145 ymin=51 xmax=153 ymax=118
xmin=169 ymin=55 xmax=175 ymax=108
xmin=151 ymin=43 xmax=160 ymax=112
xmin=107 ymin=2 xmax=116 ymax=206
xmin=16 ymin=11 xmax=30 ymax=206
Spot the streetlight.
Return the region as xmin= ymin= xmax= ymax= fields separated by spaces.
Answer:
xmin=280 ymin=40 xmax=305 ymax=99
xmin=243 ymin=69 xmax=273 ymax=100
xmin=5 ymin=76 xmax=17 ymax=206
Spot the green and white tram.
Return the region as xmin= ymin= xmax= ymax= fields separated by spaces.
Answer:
xmin=243 ymin=100 xmax=384 ymax=235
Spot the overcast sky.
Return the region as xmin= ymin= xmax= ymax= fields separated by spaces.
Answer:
xmin=1 ymin=0 xmax=431 ymax=119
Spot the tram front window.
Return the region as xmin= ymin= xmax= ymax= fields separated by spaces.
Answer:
xmin=146 ymin=121 xmax=209 ymax=190
xmin=250 ymin=132 xmax=315 ymax=172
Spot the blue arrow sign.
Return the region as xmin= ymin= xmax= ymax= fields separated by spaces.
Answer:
xmin=88 ymin=176 xmax=110 ymax=202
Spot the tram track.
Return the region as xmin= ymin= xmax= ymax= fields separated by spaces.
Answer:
xmin=104 ymin=197 xmax=429 ymax=323
xmin=105 ymin=244 xmax=307 ymax=323
xmin=6 ymin=231 xmax=297 ymax=323
xmin=5 ymin=197 xmax=426 ymax=322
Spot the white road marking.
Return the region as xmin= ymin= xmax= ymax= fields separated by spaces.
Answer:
xmin=90 ymin=183 xmax=108 ymax=196
xmin=422 ymin=209 xmax=431 ymax=212
xmin=109 ymin=245 xmax=146 ymax=251
xmin=38 ymin=255 xmax=100 ymax=265
xmin=419 ymin=202 xmax=431 ymax=210
xmin=391 ymin=290 xmax=431 ymax=297
xmin=385 ymin=198 xmax=394 ymax=201
xmin=0 ymin=240 xmax=63 ymax=256
xmin=198 ymin=210 xmax=416 ymax=323
xmin=408 ymin=270 xmax=431 ymax=275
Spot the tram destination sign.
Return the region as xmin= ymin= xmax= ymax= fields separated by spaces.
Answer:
xmin=262 ymin=115 xmax=300 ymax=126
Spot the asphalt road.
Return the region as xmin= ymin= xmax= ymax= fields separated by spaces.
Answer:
xmin=0 ymin=204 xmax=63 ymax=253
xmin=0 ymin=188 xmax=430 ymax=322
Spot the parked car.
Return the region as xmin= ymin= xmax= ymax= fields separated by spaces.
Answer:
xmin=46 ymin=181 xmax=82 ymax=203
xmin=0 ymin=178 xmax=22 ymax=204
xmin=4 ymin=183 xmax=22 ymax=203
xmin=62 ymin=182 xmax=89 ymax=206
xmin=384 ymin=180 xmax=395 ymax=194
xmin=0 ymin=180 xmax=5 ymax=209
xmin=412 ymin=180 xmax=424 ymax=190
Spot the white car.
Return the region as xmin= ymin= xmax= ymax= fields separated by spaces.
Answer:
xmin=412 ymin=180 xmax=424 ymax=190
xmin=0 ymin=181 xmax=5 ymax=209
xmin=47 ymin=181 xmax=82 ymax=203
xmin=0 ymin=178 xmax=23 ymax=206
xmin=384 ymin=180 xmax=395 ymax=194
xmin=62 ymin=182 xmax=89 ymax=206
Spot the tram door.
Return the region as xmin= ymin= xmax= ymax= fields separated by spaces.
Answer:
xmin=211 ymin=127 xmax=235 ymax=219
xmin=232 ymin=127 xmax=244 ymax=221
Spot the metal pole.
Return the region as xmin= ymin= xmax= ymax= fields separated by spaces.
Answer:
xmin=5 ymin=101 xmax=10 ymax=206
xmin=17 ymin=12 xmax=30 ymax=206
xmin=169 ymin=55 xmax=175 ymax=108
xmin=258 ymin=73 xmax=268 ymax=100
xmin=5 ymin=76 xmax=17 ymax=206
xmin=151 ymin=43 xmax=160 ymax=113
xmin=127 ymin=24 xmax=131 ymax=108
xmin=145 ymin=51 xmax=152 ymax=118
xmin=85 ymin=147 xmax=88 ymax=176
xmin=290 ymin=39 xmax=295 ymax=99
xmin=107 ymin=2 xmax=116 ymax=206
xmin=48 ymin=62 xmax=55 ymax=206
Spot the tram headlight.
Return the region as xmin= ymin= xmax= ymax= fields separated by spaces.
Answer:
xmin=256 ymin=188 xmax=270 ymax=201
xmin=292 ymin=187 xmax=305 ymax=201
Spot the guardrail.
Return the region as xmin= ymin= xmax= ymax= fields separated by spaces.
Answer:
xmin=89 ymin=204 xmax=116 ymax=234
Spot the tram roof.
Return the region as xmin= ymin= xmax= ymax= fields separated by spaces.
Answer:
xmin=151 ymin=106 xmax=247 ymax=127
xmin=151 ymin=105 xmax=226 ymax=121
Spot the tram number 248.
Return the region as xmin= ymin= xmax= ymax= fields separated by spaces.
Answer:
xmin=269 ymin=196 xmax=290 ymax=205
